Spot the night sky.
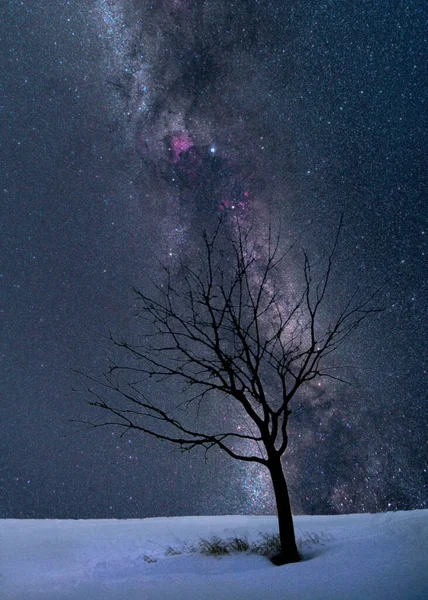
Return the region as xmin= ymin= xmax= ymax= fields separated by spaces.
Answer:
xmin=1 ymin=0 xmax=427 ymax=519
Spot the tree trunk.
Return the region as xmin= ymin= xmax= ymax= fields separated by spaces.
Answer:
xmin=267 ymin=457 xmax=301 ymax=565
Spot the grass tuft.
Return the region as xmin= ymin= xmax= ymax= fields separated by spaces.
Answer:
xmin=160 ymin=531 xmax=325 ymax=561
xmin=252 ymin=532 xmax=281 ymax=556
xmin=165 ymin=545 xmax=183 ymax=556
xmin=196 ymin=533 xmax=281 ymax=557
xmin=142 ymin=554 xmax=157 ymax=563
xmin=198 ymin=535 xmax=231 ymax=556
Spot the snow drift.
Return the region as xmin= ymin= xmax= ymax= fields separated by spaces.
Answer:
xmin=1 ymin=510 xmax=427 ymax=599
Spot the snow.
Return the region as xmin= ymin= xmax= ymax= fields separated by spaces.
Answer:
xmin=1 ymin=510 xmax=427 ymax=599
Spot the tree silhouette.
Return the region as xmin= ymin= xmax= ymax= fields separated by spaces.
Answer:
xmin=74 ymin=217 xmax=384 ymax=565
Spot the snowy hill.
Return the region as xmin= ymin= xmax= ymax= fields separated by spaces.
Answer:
xmin=1 ymin=510 xmax=427 ymax=599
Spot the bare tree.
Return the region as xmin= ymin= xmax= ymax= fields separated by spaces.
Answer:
xmin=74 ymin=217 xmax=384 ymax=565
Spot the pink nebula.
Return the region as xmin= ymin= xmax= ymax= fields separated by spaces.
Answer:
xmin=171 ymin=132 xmax=194 ymax=163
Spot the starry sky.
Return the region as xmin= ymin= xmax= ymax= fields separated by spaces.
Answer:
xmin=1 ymin=0 xmax=427 ymax=519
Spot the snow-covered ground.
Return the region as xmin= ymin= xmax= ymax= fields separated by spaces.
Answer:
xmin=1 ymin=510 xmax=427 ymax=599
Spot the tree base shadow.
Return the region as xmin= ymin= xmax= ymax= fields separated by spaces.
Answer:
xmin=270 ymin=551 xmax=301 ymax=566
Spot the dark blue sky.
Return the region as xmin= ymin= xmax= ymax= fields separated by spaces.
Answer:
xmin=1 ymin=0 xmax=426 ymax=518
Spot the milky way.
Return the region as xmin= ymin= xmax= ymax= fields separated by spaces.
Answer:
xmin=87 ymin=0 xmax=427 ymax=515
xmin=94 ymin=1 xmax=298 ymax=243
xmin=1 ymin=0 xmax=426 ymax=519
